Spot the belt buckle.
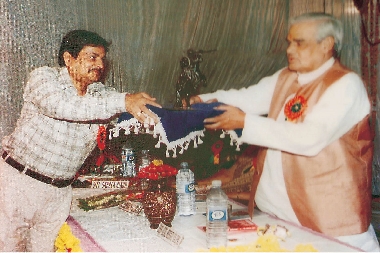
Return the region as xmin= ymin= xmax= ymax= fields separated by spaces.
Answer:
xmin=2 ymin=151 xmax=9 ymax=160
xmin=21 ymin=167 xmax=28 ymax=174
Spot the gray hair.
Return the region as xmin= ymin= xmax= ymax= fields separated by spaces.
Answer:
xmin=290 ymin=12 xmax=343 ymax=58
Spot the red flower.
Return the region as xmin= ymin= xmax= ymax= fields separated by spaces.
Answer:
xmin=284 ymin=95 xmax=307 ymax=122
xmin=137 ymin=160 xmax=178 ymax=180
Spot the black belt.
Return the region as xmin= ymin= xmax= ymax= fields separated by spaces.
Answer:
xmin=1 ymin=151 xmax=74 ymax=188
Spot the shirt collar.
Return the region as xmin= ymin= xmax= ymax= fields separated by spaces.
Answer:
xmin=297 ymin=57 xmax=335 ymax=85
xmin=59 ymin=67 xmax=75 ymax=89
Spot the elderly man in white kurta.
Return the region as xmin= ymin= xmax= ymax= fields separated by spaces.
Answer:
xmin=191 ymin=13 xmax=380 ymax=251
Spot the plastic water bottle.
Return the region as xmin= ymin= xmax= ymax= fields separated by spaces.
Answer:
xmin=137 ymin=149 xmax=151 ymax=171
xmin=121 ymin=143 xmax=135 ymax=177
xmin=206 ymin=180 xmax=228 ymax=249
xmin=176 ymin=162 xmax=196 ymax=216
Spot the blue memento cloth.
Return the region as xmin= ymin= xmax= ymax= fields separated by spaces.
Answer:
xmin=110 ymin=102 xmax=242 ymax=157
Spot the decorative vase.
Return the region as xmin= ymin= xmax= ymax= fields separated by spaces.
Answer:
xmin=143 ymin=177 xmax=177 ymax=229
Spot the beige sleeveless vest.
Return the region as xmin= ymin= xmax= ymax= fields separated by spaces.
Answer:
xmin=248 ymin=61 xmax=373 ymax=237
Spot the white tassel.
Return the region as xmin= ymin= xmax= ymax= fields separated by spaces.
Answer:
xmin=155 ymin=140 xmax=161 ymax=148
xmin=111 ymin=128 xmax=119 ymax=138
xmin=109 ymin=117 xmax=231 ymax=158
xmin=144 ymin=117 xmax=149 ymax=132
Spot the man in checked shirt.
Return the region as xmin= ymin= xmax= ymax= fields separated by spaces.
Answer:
xmin=0 ymin=30 xmax=161 ymax=251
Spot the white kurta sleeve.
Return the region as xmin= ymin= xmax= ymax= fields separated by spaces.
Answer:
xmin=199 ymin=69 xmax=283 ymax=115
xmin=241 ymin=72 xmax=370 ymax=156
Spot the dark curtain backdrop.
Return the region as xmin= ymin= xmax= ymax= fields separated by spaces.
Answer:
xmin=59 ymin=0 xmax=290 ymax=104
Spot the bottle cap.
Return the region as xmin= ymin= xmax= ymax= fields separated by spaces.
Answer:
xmin=180 ymin=162 xmax=189 ymax=168
xmin=212 ymin=180 xmax=222 ymax=187
xmin=122 ymin=142 xmax=131 ymax=149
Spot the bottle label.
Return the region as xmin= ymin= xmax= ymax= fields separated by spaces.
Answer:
xmin=177 ymin=182 xmax=195 ymax=194
xmin=127 ymin=154 xmax=135 ymax=162
xmin=185 ymin=182 xmax=195 ymax=193
xmin=121 ymin=148 xmax=135 ymax=177
xmin=207 ymin=208 xmax=227 ymax=221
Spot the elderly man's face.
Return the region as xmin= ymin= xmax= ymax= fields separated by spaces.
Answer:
xmin=286 ymin=21 xmax=327 ymax=73
xmin=65 ymin=45 xmax=106 ymax=95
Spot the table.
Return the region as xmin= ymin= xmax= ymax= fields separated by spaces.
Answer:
xmin=69 ymin=188 xmax=362 ymax=252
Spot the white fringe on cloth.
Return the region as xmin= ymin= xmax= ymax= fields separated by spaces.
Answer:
xmin=109 ymin=116 xmax=243 ymax=158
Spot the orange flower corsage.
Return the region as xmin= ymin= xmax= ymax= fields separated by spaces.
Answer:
xmin=284 ymin=95 xmax=307 ymax=122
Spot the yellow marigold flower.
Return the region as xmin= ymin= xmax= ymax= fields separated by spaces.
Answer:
xmin=152 ymin=159 xmax=164 ymax=166
xmin=294 ymin=244 xmax=318 ymax=252
xmin=55 ymin=222 xmax=83 ymax=252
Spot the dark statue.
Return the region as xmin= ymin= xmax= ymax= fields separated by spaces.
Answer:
xmin=174 ymin=49 xmax=215 ymax=109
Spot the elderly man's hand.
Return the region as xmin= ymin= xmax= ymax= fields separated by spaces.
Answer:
xmin=189 ymin=96 xmax=203 ymax=105
xmin=203 ymin=104 xmax=245 ymax=131
xmin=125 ymin=92 xmax=161 ymax=123
xmin=189 ymin=95 xmax=218 ymax=105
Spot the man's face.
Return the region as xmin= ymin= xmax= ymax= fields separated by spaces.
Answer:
xmin=286 ymin=21 xmax=327 ymax=73
xmin=65 ymin=45 xmax=106 ymax=93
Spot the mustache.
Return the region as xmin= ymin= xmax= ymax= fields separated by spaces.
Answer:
xmin=89 ymin=68 xmax=103 ymax=74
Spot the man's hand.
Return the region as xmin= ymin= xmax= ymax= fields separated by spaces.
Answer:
xmin=125 ymin=92 xmax=161 ymax=123
xmin=204 ymin=104 xmax=245 ymax=131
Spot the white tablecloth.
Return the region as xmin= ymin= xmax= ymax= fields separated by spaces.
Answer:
xmin=69 ymin=188 xmax=362 ymax=252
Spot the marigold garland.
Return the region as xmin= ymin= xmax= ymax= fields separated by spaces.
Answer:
xmin=77 ymin=190 xmax=132 ymax=211
xmin=284 ymin=95 xmax=307 ymax=122
xmin=55 ymin=222 xmax=82 ymax=252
